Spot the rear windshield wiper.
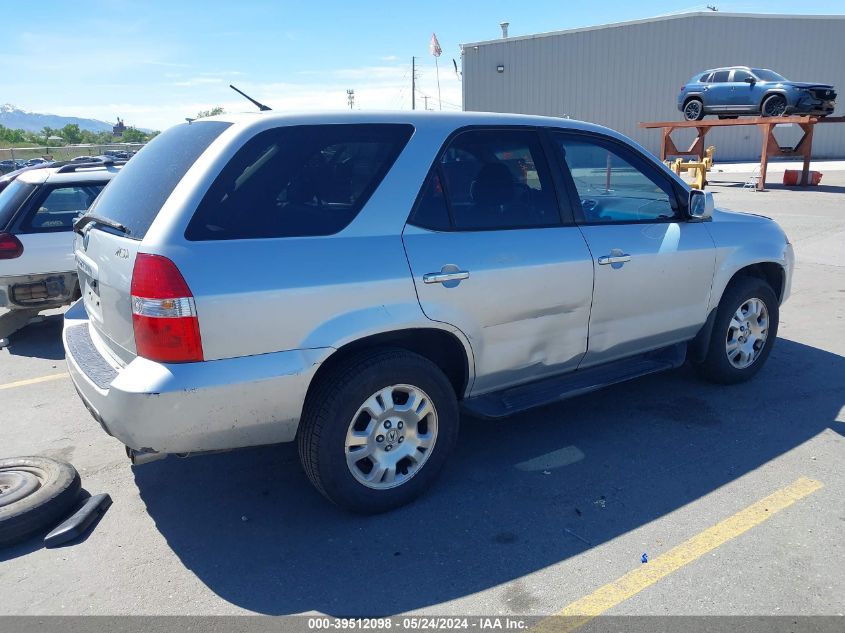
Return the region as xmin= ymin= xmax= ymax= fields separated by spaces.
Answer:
xmin=73 ymin=214 xmax=129 ymax=236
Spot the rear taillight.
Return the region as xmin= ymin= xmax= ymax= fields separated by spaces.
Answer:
xmin=130 ymin=253 xmax=203 ymax=363
xmin=0 ymin=232 xmax=23 ymax=259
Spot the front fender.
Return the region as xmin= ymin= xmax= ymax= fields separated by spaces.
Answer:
xmin=704 ymin=211 xmax=793 ymax=313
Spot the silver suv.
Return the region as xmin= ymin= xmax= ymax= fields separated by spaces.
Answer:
xmin=63 ymin=112 xmax=793 ymax=513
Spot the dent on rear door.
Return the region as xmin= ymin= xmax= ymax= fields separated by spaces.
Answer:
xmin=402 ymin=225 xmax=594 ymax=394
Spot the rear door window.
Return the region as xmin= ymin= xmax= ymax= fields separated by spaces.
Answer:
xmin=410 ymin=128 xmax=561 ymax=231
xmin=186 ymin=124 xmax=413 ymax=240
xmin=711 ymin=70 xmax=730 ymax=83
xmin=19 ymin=184 xmax=105 ymax=233
xmin=83 ymin=121 xmax=231 ymax=240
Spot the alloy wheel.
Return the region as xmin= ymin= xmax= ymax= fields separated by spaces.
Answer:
xmin=344 ymin=384 xmax=438 ymax=490
xmin=764 ymin=97 xmax=786 ymax=117
xmin=684 ymin=101 xmax=702 ymax=120
xmin=725 ymin=297 xmax=769 ymax=369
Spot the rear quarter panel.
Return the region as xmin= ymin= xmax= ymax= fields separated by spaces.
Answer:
xmin=142 ymin=118 xmax=476 ymax=367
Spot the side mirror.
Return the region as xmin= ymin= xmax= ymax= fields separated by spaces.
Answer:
xmin=688 ymin=189 xmax=714 ymax=220
xmin=744 ymin=76 xmax=756 ymax=84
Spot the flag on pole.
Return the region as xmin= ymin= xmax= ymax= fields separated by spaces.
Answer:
xmin=429 ymin=32 xmax=442 ymax=57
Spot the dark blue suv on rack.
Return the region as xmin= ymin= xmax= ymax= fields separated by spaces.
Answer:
xmin=678 ymin=66 xmax=836 ymax=121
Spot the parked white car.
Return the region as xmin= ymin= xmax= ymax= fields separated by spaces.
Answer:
xmin=0 ymin=162 xmax=120 ymax=333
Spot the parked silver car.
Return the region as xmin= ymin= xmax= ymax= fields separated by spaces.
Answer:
xmin=63 ymin=112 xmax=793 ymax=512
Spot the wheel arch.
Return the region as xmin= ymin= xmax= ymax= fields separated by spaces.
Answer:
xmin=683 ymin=94 xmax=704 ymax=108
xmin=691 ymin=261 xmax=786 ymax=363
xmin=720 ymin=261 xmax=786 ymax=305
xmin=760 ymin=89 xmax=788 ymax=109
xmin=305 ymin=327 xmax=474 ymax=406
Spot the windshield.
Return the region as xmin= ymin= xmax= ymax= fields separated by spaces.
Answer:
xmin=0 ymin=179 xmax=36 ymax=231
xmin=84 ymin=120 xmax=231 ymax=240
xmin=752 ymin=69 xmax=786 ymax=82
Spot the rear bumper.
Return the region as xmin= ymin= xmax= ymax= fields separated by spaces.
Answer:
xmin=62 ymin=299 xmax=330 ymax=454
xmin=0 ymin=271 xmax=78 ymax=310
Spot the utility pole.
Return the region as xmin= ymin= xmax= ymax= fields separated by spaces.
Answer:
xmin=423 ymin=95 xmax=430 ymax=110
xmin=347 ymin=89 xmax=355 ymax=110
xmin=411 ymin=56 xmax=416 ymax=110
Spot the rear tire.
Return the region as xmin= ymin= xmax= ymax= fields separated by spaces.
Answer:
xmin=298 ymin=349 xmax=459 ymax=513
xmin=683 ymin=99 xmax=705 ymax=121
xmin=695 ymin=277 xmax=779 ymax=385
xmin=0 ymin=457 xmax=81 ymax=547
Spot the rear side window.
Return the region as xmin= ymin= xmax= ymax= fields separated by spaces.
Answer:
xmin=19 ymin=184 xmax=105 ymax=233
xmin=85 ymin=121 xmax=231 ymax=240
xmin=186 ymin=124 xmax=413 ymax=240
xmin=711 ymin=70 xmax=730 ymax=83
xmin=699 ymin=73 xmax=711 ymax=83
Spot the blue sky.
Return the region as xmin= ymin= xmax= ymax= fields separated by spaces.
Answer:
xmin=1 ymin=0 xmax=840 ymax=130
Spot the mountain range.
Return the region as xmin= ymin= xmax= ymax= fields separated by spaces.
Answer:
xmin=0 ymin=104 xmax=116 ymax=133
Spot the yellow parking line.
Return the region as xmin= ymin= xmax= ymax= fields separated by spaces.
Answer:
xmin=0 ymin=372 xmax=68 ymax=391
xmin=537 ymin=476 xmax=823 ymax=632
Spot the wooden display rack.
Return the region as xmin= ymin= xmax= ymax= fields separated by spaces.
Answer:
xmin=640 ymin=116 xmax=845 ymax=191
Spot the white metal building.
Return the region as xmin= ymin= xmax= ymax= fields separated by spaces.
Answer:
xmin=462 ymin=12 xmax=845 ymax=161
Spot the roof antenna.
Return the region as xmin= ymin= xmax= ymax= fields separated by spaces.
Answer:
xmin=229 ymin=84 xmax=272 ymax=111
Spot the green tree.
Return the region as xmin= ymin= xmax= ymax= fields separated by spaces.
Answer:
xmin=196 ymin=106 xmax=224 ymax=119
xmin=121 ymin=127 xmax=147 ymax=143
xmin=60 ymin=124 xmax=83 ymax=144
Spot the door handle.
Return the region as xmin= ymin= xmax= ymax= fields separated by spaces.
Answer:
xmin=423 ymin=270 xmax=470 ymax=284
xmin=597 ymin=254 xmax=631 ymax=265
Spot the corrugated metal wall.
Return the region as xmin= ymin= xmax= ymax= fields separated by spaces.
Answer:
xmin=462 ymin=13 xmax=845 ymax=161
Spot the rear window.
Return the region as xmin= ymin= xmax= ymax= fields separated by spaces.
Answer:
xmin=84 ymin=121 xmax=231 ymax=240
xmin=18 ymin=183 xmax=105 ymax=234
xmin=0 ymin=180 xmax=36 ymax=231
xmin=185 ymin=124 xmax=413 ymax=241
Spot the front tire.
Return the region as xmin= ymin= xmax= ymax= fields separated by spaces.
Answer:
xmin=683 ymin=99 xmax=705 ymax=121
xmin=695 ymin=277 xmax=779 ymax=384
xmin=298 ymin=349 xmax=459 ymax=513
xmin=761 ymin=94 xmax=787 ymax=117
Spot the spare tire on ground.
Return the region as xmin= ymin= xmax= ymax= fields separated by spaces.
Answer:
xmin=0 ymin=457 xmax=81 ymax=547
